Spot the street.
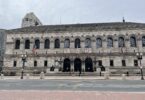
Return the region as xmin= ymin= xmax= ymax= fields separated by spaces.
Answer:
xmin=0 ymin=79 xmax=145 ymax=92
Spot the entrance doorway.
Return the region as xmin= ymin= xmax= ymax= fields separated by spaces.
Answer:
xmin=74 ymin=58 xmax=82 ymax=72
xmin=63 ymin=58 xmax=71 ymax=72
xmin=85 ymin=58 xmax=93 ymax=72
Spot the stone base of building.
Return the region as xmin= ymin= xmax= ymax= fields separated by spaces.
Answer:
xmin=1 ymin=67 xmax=144 ymax=76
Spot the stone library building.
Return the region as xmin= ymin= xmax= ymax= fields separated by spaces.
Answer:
xmin=1 ymin=12 xmax=145 ymax=76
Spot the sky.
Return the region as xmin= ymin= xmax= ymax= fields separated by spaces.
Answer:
xmin=0 ymin=0 xmax=145 ymax=29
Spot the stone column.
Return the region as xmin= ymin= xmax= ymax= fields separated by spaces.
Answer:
xmin=137 ymin=35 xmax=142 ymax=51
xmin=114 ymin=36 xmax=118 ymax=48
xmin=102 ymin=35 xmax=107 ymax=49
xmin=81 ymin=38 xmax=85 ymax=48
xmin=70 ymin=38 xmax=74 ymax=49
xmin=50 ymin=37 xmax=54 ymax=49
xmin=93 ymin=60 xmax=97 ymax=72
xmin=70 ymin=59 xmax=74 ymax=72
xmin=30 ymin=38 xmax=34 ymax=51
xmin=92 ymin=37 xmax=96 ymax=49
xmin=40 ymin=38 xmax=44 ymax=50
xmin=125 ymin=35 xmax=130 ymax=48
xmin=82 ymin=59 xmax=85 ymax=72
xmin=60 ymin=38 xmax=64 ymax=49
xmin=20 ymin=38 xmax=24 ymax=50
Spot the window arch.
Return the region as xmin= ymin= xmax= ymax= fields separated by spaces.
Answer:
xmin=15 ymin=39 xmax=20 ymax=49
xmin=96 ymin=38 xmax=102 ymax=48
xmin=130 ymin=36 xmax=136 ymax=47
xmin=35 ymin=39 xmax=40 ymax=49
xmin=44 ymin=39 xmax=50 ymax=49
xmin=85 ymin=38 xmax=91 ymax=48
xmin=25 ymin=39 xmax=30 ymax=49
xmin=107 ymin=37 xmax=113 ymax=47
xmin=118 ymin=37 xmax=125 ymax=47
xmin=75 ymin=38 xmax=81 ymax=48
xmin=64 ymin=39 xmax=70 ymax=48
xmin=142 ymin=36 xmax=145 ymax=47
xmin=54 ymin=39 xmax=60 ymax=48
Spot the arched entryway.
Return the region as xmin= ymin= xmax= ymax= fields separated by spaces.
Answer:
xmin=63 ymin=58 xmax=71 ymax=72
xmin=74 ymin=58 xmax=82 ymax=72
xmin=85 ymin=58 xmax=93 ymax=72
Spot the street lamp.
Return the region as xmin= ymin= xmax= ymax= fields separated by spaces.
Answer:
xmin=136 ymin=52 xmax=144 ymax=80
xmin=21 ymin=54 xmax=27 ymax=79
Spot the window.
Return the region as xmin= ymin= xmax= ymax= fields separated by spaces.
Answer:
xmin=122 ymin=60 xmax=126 ymax=67
xmin=44 ymin=60 xmax=48 ymax=67
xmin=44 ymin=39 xmax=50 ymax=49
xmin=25 ymin=39 xmax=30 ymax=49
xmin=85 ymin=38 xmax=91 ymax=48
xmin=54 ymin=39 xmax=60 ymax=48
xmin=118 ymin=37 xmax=125 ymax=47
xmin=15 ymin=39 xmax=20 ymax=49
xmin=130 ymin=36 xmax=136 ymax=47
xmin=96 ymin=38 xmax=102 ymax=48
xmin=110 ymin=60 xmax=114 ymax=66
xmin=13 ymin=61 xmax=17 ymax=67
xmin=98 ymin=60 xmax=102 ymax=66
xmin=107 ymin=37 xmax=113 ymax=48
xmin=35 ymin=22 xmax=38 ymax=26
xmin=34 ymin=61 xmax=37 ymax=67
xmin=25 ymin=18 xmax=29 ymax=21
xmin=64 ymin=39 xmax=70 ymax=48
xmin=35 ymin=39 xmax=40 ymax=49
xmin=142 ymin=36 xmax=145 ymax=47
xmin=134 ymin=60 xmax=138 ymax=67
xmin=75 ymin=38 xmax=81 ymax=48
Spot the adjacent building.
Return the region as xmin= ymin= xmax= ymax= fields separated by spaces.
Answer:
xmin=0 ymin=29 xmax=6 ymax=73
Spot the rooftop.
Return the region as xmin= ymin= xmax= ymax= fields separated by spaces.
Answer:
xmin=7 ymin=22 xmax=145 ymax=33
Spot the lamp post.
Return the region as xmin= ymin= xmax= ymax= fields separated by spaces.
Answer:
xmin=21 ymin=54 xmax=27 ymax=79
xmin=136 ymin=52 xmax=144 ymax=80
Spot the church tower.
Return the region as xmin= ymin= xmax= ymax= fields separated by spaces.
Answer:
xmin=21 ymin=12 xmax=42 ymax=28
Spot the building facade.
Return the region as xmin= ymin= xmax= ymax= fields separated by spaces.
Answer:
xmin=3 ymin=13 xmax=145 ymax=75
xmin=3 ymin=22 xmax=145 ymax=75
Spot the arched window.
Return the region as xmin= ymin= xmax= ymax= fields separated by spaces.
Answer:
xmin=75 ymin=38 xmax=81 ymax=48
xmin=107 ymin=37 xmax=113 ymax=47
xmin=64 ymin=39 xmax=70 ymax=48
xmin=142 ymin=36 xmax=145 ymax=47
xmin=44 ymin=39 xmax=50 ymax=49
xmin=118 ymin=37 xmax=125 ymax=47
xmin=35 ymin=39 xmax=40 ymax=49
xmin=85 ymin=38 xmax=91 ymax=48
xmin=96 ymin=38 xmax=102 ymax=48
xmin=25 ymin=39 xmax=30 ymax=49
xmin=130 ymin=36 xmax=136 ymax=47
xmin=15 ymin=39 xmax=20 ymax=49
xmin=54 ymin=39 xmax=60 ymax=48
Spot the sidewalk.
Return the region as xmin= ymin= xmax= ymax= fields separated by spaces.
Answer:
xmin=0 ymin=91 xmax=145 ymax=100
xmin=0 ymin=75 xmax=143 ymax=80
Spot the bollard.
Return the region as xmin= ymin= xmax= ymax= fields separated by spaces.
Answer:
xmin=40 ymin=72 xmax=45 ymax=79
xmin=1 ymin=74 xmax=4 ymax=79
xmin=26 ymin=74 xmax=30 ymax=79
xmin=104 ymin=71 xmax=109 ymax=80
xmin=122 ymin=74 xmax=126 ymax=80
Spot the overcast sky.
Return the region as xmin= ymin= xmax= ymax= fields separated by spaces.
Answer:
xmin=0 ymin=0 xmax=145 ymax=29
